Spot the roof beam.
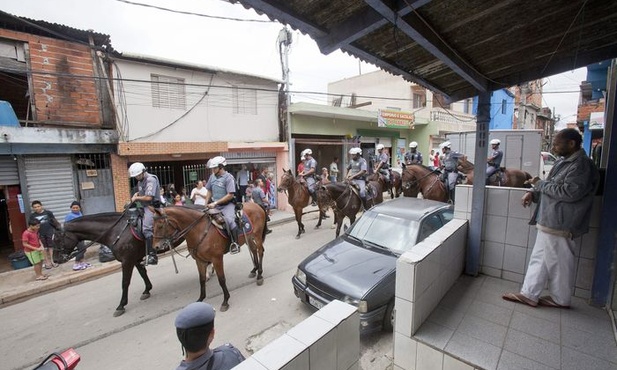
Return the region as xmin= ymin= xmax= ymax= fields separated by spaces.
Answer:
xmin=364 ymin=0 xmax=488 ymax=92
xmin=233 ymin=0 xmax=326 ymax=37
xmin=342 ymin=44 xmax=450 ymax=98
xmin=316 ymin=0 xmax=432 ymax=55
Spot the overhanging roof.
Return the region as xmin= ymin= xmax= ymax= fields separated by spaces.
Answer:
xmin=232 ymin=0 xmax=617 ymax=101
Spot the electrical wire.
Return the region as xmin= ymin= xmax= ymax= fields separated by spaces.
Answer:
xmin=116 ymin=0 xmax=274 ymax=23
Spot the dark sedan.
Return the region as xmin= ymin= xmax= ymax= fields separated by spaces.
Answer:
xmin=292 ymin=197 xmax=453 ymax=333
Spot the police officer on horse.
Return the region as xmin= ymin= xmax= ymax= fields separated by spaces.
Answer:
xmin=374 ymin=143 xmax=391 ymax=186
xmin=204 ymin=156 xmax=241 ymax=254
xmin=403 ymin=141 xmax=423 ymax=168
xmin=298 ymin=148 xmax=318 ymax=206
xmin=346 ymin=147 xmax=370 ymax=209
xmin=439 ymin=141 xmax=465 ymax=202
xmin=486 ymin=139 xmax=503 ymax=184
xmin=129 ymin=162 xmax=160 ymax=265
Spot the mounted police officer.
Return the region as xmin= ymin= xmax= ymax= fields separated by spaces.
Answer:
xmin=175 ymin=302 xmax=245 ymax=370
xmin=486 ymin=138 xmax=503 ymax=184
xmin=298 ymin=148 xmax=318 ymax=206
xmin=129 ymin=162 xmax=160 ymax=266
xmin=204 ymin=156 xmax=240 ymax=254
xmin=346 ymin=147 xmax=369 ymax=209
xmin=403 ymin=141 xmax=423 ymax=167
xmin=439 ymin=141 xmax=465 ymax=202
xmin=374 ymin=143 xmax=391 ymax=185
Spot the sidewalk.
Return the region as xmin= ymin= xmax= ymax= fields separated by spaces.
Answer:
xmin=0 ymin=208 xmax=302 ymax=306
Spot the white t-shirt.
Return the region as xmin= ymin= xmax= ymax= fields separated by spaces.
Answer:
xmin=190 ymin=187 xmax=208 ymax=206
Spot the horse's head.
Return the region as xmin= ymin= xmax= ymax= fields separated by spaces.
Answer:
xmin=152 ymin=207 xmax=175 ymax=251
xmin=277 ymin=169 xmax=295 ymax=192
xmin=53 ymin=227 xmax=79 ymax=263
xmin=401 ymin=166 xmax=422 ymax=196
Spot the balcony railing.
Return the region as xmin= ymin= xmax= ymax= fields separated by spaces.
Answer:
xmin=430 ymin=109 xmax=477 ymax=131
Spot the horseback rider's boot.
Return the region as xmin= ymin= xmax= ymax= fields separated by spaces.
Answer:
xmin=310 ymin=192 xmax=317 ymax=207
xmin=229 ymin=227 xmax=241 ymax=255
xmin=143 ymin=237 xmax=158 ymax=266
xmin=449 ymin=189 xmax=456 ymax=204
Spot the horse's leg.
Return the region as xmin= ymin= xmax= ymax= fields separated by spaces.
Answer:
xmin=246 ymin=235 xmax=259 ymax=279
xmin=196 ymin=260 xmax=208 ymax=302
xmin=212 ymin=257 xmax=231 ymax=312
xmin=255 ymin=238 xmax=265 ymax=285
xmin=114 ymin=262 xmax=135 ymax=317
xmin=294 ymin=207 xmax=304 ymax=239
xmin=315 ymin=209 xmax=323 ymax=229
xmin=135 ymin=263 xmax=153 ymax=300
xmin=334 ymin=211 xmax=344 ymax=237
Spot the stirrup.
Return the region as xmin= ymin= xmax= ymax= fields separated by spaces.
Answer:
xmin=229 ymin=242 xmax=241 ymax=255
xmin=141 ymin=254 xmax=158 ymax=266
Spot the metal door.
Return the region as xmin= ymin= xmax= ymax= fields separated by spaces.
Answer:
xmin=75 ymin=154 xmax=115 ymax=214
xmin=24 ymin=156 xmax=76 ymax=221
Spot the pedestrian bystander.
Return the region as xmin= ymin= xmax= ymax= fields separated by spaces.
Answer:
xmin=28 ymin=200 xmax=61 ymax=269
xmin=22 ymin=219 xmax=48 ymax=281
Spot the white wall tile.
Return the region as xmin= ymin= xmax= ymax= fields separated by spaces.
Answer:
xmin=575 ymin=258 xmax=595 ymax=291
xmin=394 ymin=332 xmax=417 ymax=369
xmin=454 ymin=185 xmax=469 ymax=213
xmin=507 ymin=189 xmax=532 ymax=219
xmin=396 ymin=257 xmax=416 ymax=302
xmin=343 ymin=360 xmax=359 ymax=370
xmin=505 ymin=218 xmax=531 ymax=247
xmin=485 ymin=188 xmax=510 ymax=216
xmin=307 ymin=329 xmax=336 ymax=370
xmin=415 ymin=254 xmax=440 ymax=298
xmin=416 ymin=342 xmax=443 ymax=370
xmin=483 ymin=215 xmax=507 ymax=243
xmin=503 ymin=244 xmax=527 ymax=274
xmin=395 ymin=297 xmax=413 ymax=338
xmin=482 ymin=241 xmax=505 ymax=270
xmin=287 ymin=315 xmax=335 ymax=347
xmin=443 ymin=354 xmax=474 ymax=370
xmin=335 ymin=317 xmax=360 ymax=370
xmin=480 ymin=265 xmax=501 ymax=278
xmin=279 ymin=349 xmax=309 ymax=370
xmin=232 ymin=357 xmax=269 ymax=370
xmin=252 ymin=334 xmax=307 ymax=369
xmin=574 ymin=287 xmax=591 ymax=299
xmin=501 ymin=270 xmax=524 ymax=284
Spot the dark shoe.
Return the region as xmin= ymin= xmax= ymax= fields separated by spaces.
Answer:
xmin=323 ymin=214 xmax=330 ymax=219
xmin=142 ymin=253 xmax=158 ymax=266
xmin=265 ymin=229 xmax=273 ymax=235
xmin=311 ymin=201 xmax=317 ymax=206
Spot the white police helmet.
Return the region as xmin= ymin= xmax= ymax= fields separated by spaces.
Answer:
xmin=207 ymin=156 xmax=227 ymax=169
xmin=349 ymin=147 xmax=362 ymax=155
xmin=376 ymin=143 xmax=385 ymax=151
xmin=128 ymin=162 xmax=146 ymax=178
xmin=302 ymin=149 xmax=312 ymax=157
xmin=490 ymin=139 xmax=501 ymax=145
xmin=409 ymin=141 xmax=418 ymax=148
xmin=440 ymin=141 xmax=452 ymax=149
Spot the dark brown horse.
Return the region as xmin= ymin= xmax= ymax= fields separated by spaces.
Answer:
xmin=54 ymin=211 xmax=183 ymax=317
xmin=316 ymin=181 xmax=383 ymax=237
xmin=152 ymin=203 xmax=267 ymax=312
xmin=457 ymin=158 xmax=532 ymax=188
xmin=277 ymin=169 xmax=321 ymax=239
xmin=367 ymin=171 xmax=401 ymax=199
xmin=401 ymin=165 xmax=449 ymax=202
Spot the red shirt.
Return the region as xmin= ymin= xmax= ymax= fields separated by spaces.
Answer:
xmin=22 ymin=229 xmax=40 ymax=251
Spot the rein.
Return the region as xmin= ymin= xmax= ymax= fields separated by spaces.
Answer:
xmin=65 ymin=211 xmax=127 ymax=260
xmin=404 ymin=168 xmax=438 ymax=190
xmin=155 ymin=208 xmax=209 ymax=247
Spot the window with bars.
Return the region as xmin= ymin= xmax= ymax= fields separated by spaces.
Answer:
xmin=232 ymin=86 xmax=257 ymax=115
xmin=151 ymin=74 xmax=186 ymax=109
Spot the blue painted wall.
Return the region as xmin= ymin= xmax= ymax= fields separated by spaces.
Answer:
xmin=472 ymin=88 xmax=514 ymax=130
xmin=587 ymin=60 xmax=610 ymax=100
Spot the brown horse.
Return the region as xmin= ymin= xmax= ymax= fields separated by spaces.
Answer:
xmin=54 ymin=211 xmax=184 ymax=317
xmin=457 ymin=158 xmax=532 ymax=188
xmin=277 ymin=169 xmax=322 ymax=239
xmin=368 ymin=171 xmax=401 ymax=199
xmin=401 ymin=165 xmax=449 ymax=202
xmin=315 ymin=181 xmax=381 ymax=237
xmin=152 ymin=203 xmax=267 ymax=312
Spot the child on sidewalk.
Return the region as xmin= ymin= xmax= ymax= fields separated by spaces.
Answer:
xmin=23 ymin=219 xmax=48 ymax=281
xmin=29 ymin=200 xmax=62 ymax=269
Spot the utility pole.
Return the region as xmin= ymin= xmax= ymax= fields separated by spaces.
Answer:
xmin=518 ymin=83 xmax=528 ymax=129
xmin=278 ymin=27 xmax=293 ymax=167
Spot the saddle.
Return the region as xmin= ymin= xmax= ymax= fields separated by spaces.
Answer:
xmin=207 ymin=207 xmax=254 ymax=240
xmin=127 ymin=206 xmax=145 ymax=241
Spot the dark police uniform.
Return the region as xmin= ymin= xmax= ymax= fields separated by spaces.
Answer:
xmin=175 ymin=302 xmax=245 ymax=370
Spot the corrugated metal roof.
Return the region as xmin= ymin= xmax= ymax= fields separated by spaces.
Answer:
xmin=233 ymin=0 xmax=617 ymax=101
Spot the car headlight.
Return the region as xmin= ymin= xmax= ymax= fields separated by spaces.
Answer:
xmin=342 ymin=296 xmax=368 ymax=313
xmin=295 ymin=269 xmax=306 ymax=285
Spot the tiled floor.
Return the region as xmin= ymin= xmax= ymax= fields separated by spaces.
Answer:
xmin=413 ymin=275 xmax=617 ymax=370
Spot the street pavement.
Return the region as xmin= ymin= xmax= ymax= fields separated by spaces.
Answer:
xmin=1 ymin=206 xmax=394 ymax=370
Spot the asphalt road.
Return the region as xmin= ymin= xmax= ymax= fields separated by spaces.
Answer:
xmin=3 ymin=214 xmax=393 ymax=370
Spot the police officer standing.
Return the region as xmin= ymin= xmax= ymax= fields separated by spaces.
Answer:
xmin=175 ymin=302 xmax=245 ymax=370
xmin=346 ymin=147 xmax=369 ymax=209
xmin=204 ymin=156 xmax=242 ymax=254
xmin=486 ymin=138 xmax=503 ymax=183
xmin=129 ymin=162 xmax=160 ymax=265
xmin=403 ymin=141 xmax=423 ymax=167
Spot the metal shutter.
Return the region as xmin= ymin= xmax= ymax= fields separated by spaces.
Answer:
xmin=0 ymin=156 xmax=19 ymax=185
xmin=24 ymin=156 xmax=76 ymax=221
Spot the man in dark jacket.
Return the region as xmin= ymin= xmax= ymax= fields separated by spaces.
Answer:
xmin=503 ymin=128 xmax=599 ymax=309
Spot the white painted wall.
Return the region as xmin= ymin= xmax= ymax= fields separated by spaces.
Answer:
xmin=112 ymin=59 xmax=280 ymax=142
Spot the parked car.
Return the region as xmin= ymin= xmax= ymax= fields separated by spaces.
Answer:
xmin=540 ymin=151 xmax=557 ymax=179
xmin=292 ymin=197 xmax=454 ymax=333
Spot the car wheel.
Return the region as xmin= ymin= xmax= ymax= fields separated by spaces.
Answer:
xmin=383 ymin=300 xmax=395 ymax=332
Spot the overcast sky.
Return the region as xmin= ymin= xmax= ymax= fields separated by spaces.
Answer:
xmin=1 ymin=0 xmax=587 ymax=124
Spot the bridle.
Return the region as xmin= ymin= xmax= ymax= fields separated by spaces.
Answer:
xmin=402 ymin=167 xmax=439 ymax=191
xmin=59 ymin=211 xmax=127 ymax=261
xmin=153 ymin=208 xmax=209 ymax=251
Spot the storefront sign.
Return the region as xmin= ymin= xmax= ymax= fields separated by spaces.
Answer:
xmin=378 ymin=109 xmax=414 ymax=128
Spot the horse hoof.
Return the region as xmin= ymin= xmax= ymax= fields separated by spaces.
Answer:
xmin=140 ymin=293 xmax=151 ymax=300
xmin=113 ymin=309 xmax=125 ymax=317
xmin=220 ymin=304 xmax=229 ymax=312
xmin=314 ymin=225 xmax=320 ymax=229
xmin=256 ymin=277 xmax=264 ymax=286
xmin=295 ymin=235 xmax=300 ymax=239
xmin=248 ymin=272 xmax=256 ymax=278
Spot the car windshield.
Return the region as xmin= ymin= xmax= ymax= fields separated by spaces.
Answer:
xmin=347 ymin=211 xmax=419 ymax=253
